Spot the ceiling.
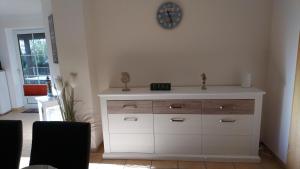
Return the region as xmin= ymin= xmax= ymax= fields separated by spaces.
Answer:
xmin=0 ymin=0 xmax=42 ymax=16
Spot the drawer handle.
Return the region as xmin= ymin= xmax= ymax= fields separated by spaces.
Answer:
xmin=218 ymin=105 xmax=237 ymax=110
xmin=219 ymin=105 xmax=224 ymax=110
xmin=169 ymin=104 xmax=184 ymax=109
xmin=219 ymin=119 xmax=236 ymax=123
xmin=124 ymin=117 xmax=138 ymax=121
xmin=170 ymin=118 xmax=185 ymax=122
xmin=123 ymin=104 xmax=137 ymax=109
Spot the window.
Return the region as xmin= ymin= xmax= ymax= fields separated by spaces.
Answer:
xmin=17 ymin=33 xmax=49 ymax=84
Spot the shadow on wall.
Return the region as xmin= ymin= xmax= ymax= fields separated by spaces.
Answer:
xmin=262 ymin=57 xmax=287 ymax=160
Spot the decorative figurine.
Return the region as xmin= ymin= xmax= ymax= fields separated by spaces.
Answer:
xmin=201 ymin=73 xmax=207 ymax=90
xmin=47 ymin=76 xmax=53 ymax=97
xmin=121 ymin=72 xmax=130 ymax=91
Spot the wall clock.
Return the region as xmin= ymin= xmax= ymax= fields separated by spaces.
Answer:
xmin=157 ymin=2 xmax=183 ymax=29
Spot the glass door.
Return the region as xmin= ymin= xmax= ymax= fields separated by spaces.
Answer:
xmin=17 ymin=32 xmax=49 ymax=84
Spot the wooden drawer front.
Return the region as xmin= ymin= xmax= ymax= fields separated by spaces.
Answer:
xmin=108 ymin=114 xmax=153 ymax=133
xmin=110 ymin=134 xmax=154 ymax=153
xmin=202 ymin=135 xmax=252 ymax=155
xmin=107 ymin=100 xmax=152 ymax=114
xmin=203 ymin=99 xmax=254 ymax=114
xmin=153 ymin=100 xmax=202 ymax=114
xmin=154 ymin=114 xmax=202 ymax=134
xmin=155 ymin=134 xmax=202 ymax=154
xmin=202 ymin=115 xmax=253 ymax=135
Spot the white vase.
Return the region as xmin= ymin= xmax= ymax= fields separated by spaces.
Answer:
xmin=241 ymin=73 xmax=252 ymax=88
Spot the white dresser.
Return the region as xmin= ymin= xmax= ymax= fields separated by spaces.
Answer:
xmin=0 ymin=71 xmax=11 ymax=114
xmin=99 ymin=86 xmax=265 ymax=162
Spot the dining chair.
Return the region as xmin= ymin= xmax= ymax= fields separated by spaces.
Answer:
xmin=29 ymin=121 xmax=91 ymax=169
xmin=0 ymin=120 xmax=23 ymax=169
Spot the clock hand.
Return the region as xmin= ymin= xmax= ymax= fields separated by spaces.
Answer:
xmin=167 ymin=11 xmax=173 ymax=23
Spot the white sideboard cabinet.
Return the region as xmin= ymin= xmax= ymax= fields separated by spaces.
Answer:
xmin=99 ymin=86 xmax=265 ymax=162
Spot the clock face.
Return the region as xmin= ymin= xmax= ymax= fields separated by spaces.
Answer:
xmin=157 ymin=2 xmax=182 ymax=29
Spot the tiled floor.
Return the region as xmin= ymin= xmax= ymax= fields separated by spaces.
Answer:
xmin=1 ymin=110 xmax=284 ymax=169
xmin=88 ymin=145 xmax=284 ymax=169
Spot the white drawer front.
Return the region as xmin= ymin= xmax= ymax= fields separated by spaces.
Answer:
xmin=108 ymin=114 xmax=153 ymax=133
xmin=202 ymin=135 xmax=252 ymax=155
xmin=202 ymin=115 xmax=253 ymax=135
xmin=108 ymin=100 xmax=152 ymax=114
xmin=110 ymin=134 xmax=154 ymax=153
xmin=155 ymin=134 xmax=202 ymax=154
xmin=154 ymin=114 xmax=202 ymax=134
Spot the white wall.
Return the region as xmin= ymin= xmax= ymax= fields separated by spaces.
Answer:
xmin=0 ymin=15 xmax=43 ymax=108
xmin=43 ymin=0 xmax=275 ymax=151
xmin=46 ymin=0 xmax=102 ymax=150
xmin=262 ymin=0 xmax=300 ymax=163
xmin=86 ymin=0 xmax=273 ymax=152
xmin=39 ymin=0 xmax=300 ymax=162
xmin=40 ymin=0 xmax=60 ymax=79
xmin=47 ymin=0 xmax=272 ymax=151
xmin=52 ymin=0 xmax=94 ymax=119
xmin=85 ymin=0 xmax=272 ymax=91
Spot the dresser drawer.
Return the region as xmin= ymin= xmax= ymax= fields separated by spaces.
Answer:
xmin=154 ymin=114 xmax=202 ymax=134
xmin=202 ymin=115 xmax=253 ymax=135
xmin=110 ymin=134 xmax=154 ymax=153
xmin=203 ymin=99 xmax=254 ymax=114
xmin=155 ymin=134 xmax=202 ymax=154
xmin=107 ymin=100 xmax=152 ymax=114
xmin=202 ymin=135 xmax=252 ymax=155
xmin=153 ymin=100 xmax=202 ymax=114
xmin=108 ymin=114 xmax=153 ymax=133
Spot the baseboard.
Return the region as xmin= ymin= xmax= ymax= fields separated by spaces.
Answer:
xmin=0 ymin=107 xmax=24 ymax=116
xmin=11 ymin=107 xmax=25 ymax=111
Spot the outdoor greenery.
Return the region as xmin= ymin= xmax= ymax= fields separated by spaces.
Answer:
xmin=19 ymin=38 xmax=50 ymax=84
xmin=30 ymin=39 xmax=49 ymax=67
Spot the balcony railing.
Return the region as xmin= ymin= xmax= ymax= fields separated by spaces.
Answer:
xmin=23 ymin=67 xmax=50 ymax=84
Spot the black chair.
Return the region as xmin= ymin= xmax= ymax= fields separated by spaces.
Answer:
xmin=0 ymin=120 xmax=23 ymax=169
xmin=29 ymin=121 xmax=91 ymax=169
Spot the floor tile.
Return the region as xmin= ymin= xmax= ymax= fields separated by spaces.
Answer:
xmin=234 ymin=163 xmax=263 ymax=169
xmin=125 ymin=160 xmax=151 ymax=169
xmin=96 ymin=160 xmax=126 ymax=169
xmin=261 ymin=160 xmax=283 ymax=169
xmin=178 ymin=161 xmax=205 ymax=169
xmin=19 ymin=157 xmax=30 ymax=168
xmin=205 ymin=162 xmax=234 ymax=169
xmin=151 ymin=160 xmax=178 ymax=169
xmin=90 ymin=153 xmax=103 ymax=163
xmin=89 ymin=163 xmax=101 ymax=169
xmin=101 ymin=159 xmax=126 ymax=164
xmin=259 ymin=151 xmax=283 ymax=169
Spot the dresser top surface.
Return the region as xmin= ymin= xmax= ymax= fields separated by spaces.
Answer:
xmin=99 ymin=86 xmax=265 ymax=98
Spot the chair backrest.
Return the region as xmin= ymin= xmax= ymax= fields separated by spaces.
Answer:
xmin=0 ymin=120 xmax=23 ymax=169
xmin=30 ymin=121 xmax=91 ymax=169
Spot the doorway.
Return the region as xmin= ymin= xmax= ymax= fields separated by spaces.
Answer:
xmin=14 ymin=29 xmax=49 ymax=108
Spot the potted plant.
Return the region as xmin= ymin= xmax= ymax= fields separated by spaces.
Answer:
xmin=54 ymin=73 xmax=77 ymax=122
